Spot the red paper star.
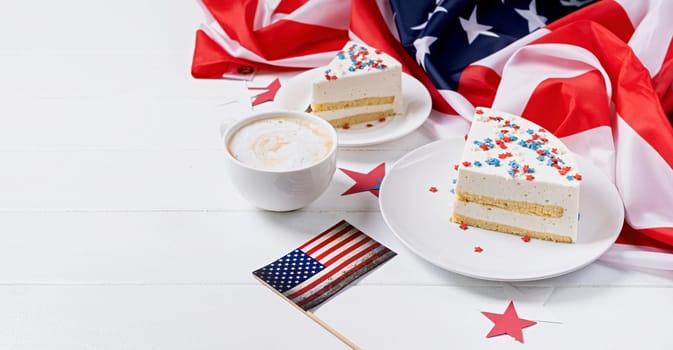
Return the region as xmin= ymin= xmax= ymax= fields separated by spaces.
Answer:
xmin=248 ymin=78 xmax=281 ymax=106
xmin=340 ymin=163 xmax=385 ymax=197
xmin=482 ymin=301 xmax=537 ymax=343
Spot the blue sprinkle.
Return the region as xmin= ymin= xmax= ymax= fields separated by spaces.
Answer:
xmin=484 ymin=138 xmax=493 ymax=143
xmin=450 ymin=188 xmax=455 ymax=194
xmin=473 ymin=140 xmax=483 ymax=146
xmin=497 ymin=133 xmax=505 ymax=139
xmin=509 ymin=135 xmax=518 ymax=142
xmin=507 ymin=170 xmax=516 ymax=176
xmin=337 ymin=53 xmax=345 ymax=59
xmin=377 ymin=65 xmax=385 ymax=70
xmin=473 ymin=161 xmax=482 ymax=167
xmin=485 ymin=158 xmax=501 ymax=167
xmin=527 ymin=167 xmax=535 ymax=173
xmin=486 ymin=143 xmax=495 ymax=149
xmin=452 ymin=179 xmax=457 ymax=184
xmin=526 ymin=128 xmax=535 ymax=134
xmin=508 ymin=160 xmax=519 ymax=168
xmin=566 ymin=175 xmax=574 ymax=181
xmin=536 ymin=156 xmax=545 ymax=161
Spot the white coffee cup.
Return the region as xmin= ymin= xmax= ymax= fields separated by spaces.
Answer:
xmin=222 ymin=110 xmax=338 ymax=211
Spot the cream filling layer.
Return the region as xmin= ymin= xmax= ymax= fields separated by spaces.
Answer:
xmin=452 ymin=200 xmax=578 ymax=241
xmin=312 ymin=103 xmax=396 ymax=121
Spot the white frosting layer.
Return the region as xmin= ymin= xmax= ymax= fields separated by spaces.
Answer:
xmin=311 ymin=41 xmax=403 ymax=119
xmin=228 ymin=117 xmax=333 ymax=171
xmin=453 ymin=107 xmax=581 ymax=241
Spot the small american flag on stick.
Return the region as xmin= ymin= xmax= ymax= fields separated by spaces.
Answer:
xmin=253 ymin=220 xmax=396 ymax=311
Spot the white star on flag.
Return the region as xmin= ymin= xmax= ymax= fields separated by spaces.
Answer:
xmin=411 ymin=6 xmax=448 ymax=30
xmin=515 ymin=0 xmax=547 ymax=32
xmin=413 ymin=36 xmax=438 ymax=69
xmin=459 ymin=5 xmax=499 ymax=44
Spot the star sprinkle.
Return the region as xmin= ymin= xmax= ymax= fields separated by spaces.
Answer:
xmin=482 ymin=301 xmax=537 ymax=343
xmin=340 ymin=163 xmax=386 ymax=197
xmin=247 ymin=78 xmax=281 ymax=106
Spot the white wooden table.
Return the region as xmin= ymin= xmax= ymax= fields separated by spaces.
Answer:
xmin=1 ymin=1 xmax=672 ymax=349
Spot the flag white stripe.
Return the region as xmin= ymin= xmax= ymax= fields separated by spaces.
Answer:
xmin=618 ymin=0 xmax=673 ymax=77
xmin=492 ymin=43 xmax=612 ymax=115
xmin=614 ymin=116 xmax=673 ymax=228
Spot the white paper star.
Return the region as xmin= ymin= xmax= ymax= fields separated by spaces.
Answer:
xmin=515 ymin=0 xmax=547 ymax=32
xmin=411 ymin=6 xmax=448 ymax=30
xmin=413 ymin=36 xmax=437 ymax=69
xmin=459 ymin=5 xmax=499 ymax=45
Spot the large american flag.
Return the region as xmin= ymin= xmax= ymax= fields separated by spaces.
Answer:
xmin=253 ymin=220 xmax=396 ymax=311
xmin=193 ymin=1 xmax=673 ymax=256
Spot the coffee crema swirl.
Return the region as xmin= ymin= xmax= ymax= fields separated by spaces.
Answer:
xmin=228 ymin=116 xmax=334 ymax=171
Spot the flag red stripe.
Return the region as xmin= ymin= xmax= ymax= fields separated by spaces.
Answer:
xmin=322 ymin=236 xmax=374 ymax=267
xmin=202 ymin=0 xmax=346 ymax=61
xmin=294 ymin=247 xmax=392 ymax=308
xmin=313 ymin=230 xmax=363 ymax=262
xmin=299 ymin=220 xmax=348 ymax=250
xmin=521 ymin=70 xmax=612 ymax=137
xmin=273 ymin=0 xmax=307 ymax=14
xmin=301 ymin=224 xmax=354 ymax=254
xmin=286 ymin=241 xmax=381 ymax=300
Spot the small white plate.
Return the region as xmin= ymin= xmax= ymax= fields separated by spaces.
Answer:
xmin=379 ymin=138 xmax=624 ymax=281
xmin=275 ymin=67 xmax=432 ymax=146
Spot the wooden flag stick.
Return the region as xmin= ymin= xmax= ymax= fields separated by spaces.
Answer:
xmin=254 ymin=276 xmax=362 ymax=350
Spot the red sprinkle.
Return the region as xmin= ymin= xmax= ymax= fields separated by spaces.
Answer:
xmin=366 ymin=123 xmax=374 ymax=128
xmin=378 ymin=117 xmax=386 ymax=122
xmin=521 ymin=235 xmax=531 ymax=242
xmin=525 ymin=174 xmax=535 ymax=181
xmin=453 ymin=164 xmax=459 ymax=171
xmin=459 ymin=223 xmax=468 ymax=230
xmin=573 ymin=173 xmax=583 ymax=181
xmin=480 ymin=143 xmax=491 ymax=151
xmin=462 ymin=161 xmax=472 ymax=167
xmin=342 ymin=124 xmax=350 ymax=130
xmin=498 ymin=152 xmax=512 ymax=159
xmin=474 ymin=246 xmax=483 ymax=253
xmin=464 ymin=134 xmax=468 ymax=141
xmin=429 ymin=186 xmax=438 ymax=193
xmin=476 ymin=109 xmax=484 ymax=114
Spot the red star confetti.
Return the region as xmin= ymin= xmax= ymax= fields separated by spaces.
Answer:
xmin=482 ymin=301 xmax=537 ymax=343
xmin=248 ymin=78 xmax=281 ymax=106
xmin=521 ymin=235 xmax=531 ymax=242
xmin=459 ymin=223 xmax=468 ymax=230
xmin=429 ymin=186 xmax=438 ymax=193
xmin=473 ymin=246 xmax=483 ymax=252
xmin=340 ymin=163 xmax=385 ymax=197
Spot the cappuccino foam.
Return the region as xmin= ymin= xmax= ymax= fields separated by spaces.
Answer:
xmin=228 ymin=116 xmax=334 ymax=171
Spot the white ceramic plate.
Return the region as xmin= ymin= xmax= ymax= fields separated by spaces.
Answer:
xmin=275 ymin=67 xmax=432 ymax=146
xmin=379 ymin=138 xmax=624 ymax=281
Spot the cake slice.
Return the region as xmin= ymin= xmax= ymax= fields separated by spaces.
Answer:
xmin=310 ymin=41 xmax=403 ymax=128
xmin=450 ymin=108 xmax=582 ymax=243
